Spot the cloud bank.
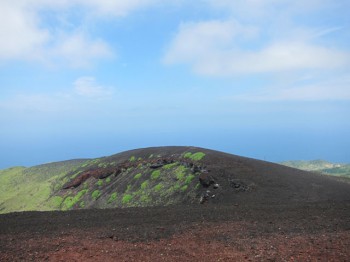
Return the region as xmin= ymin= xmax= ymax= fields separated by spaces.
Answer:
xmin=0 ymin=0 xmax=157 ymax=66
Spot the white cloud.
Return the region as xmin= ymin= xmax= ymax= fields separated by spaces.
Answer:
xmin=74 ymin=77 xmax=113 ymax=98
xmin=0 ymin=0 xmax=157 ymax=65
xmin=0 ymin=1 xmax=49 ymax=61
xmin=164 ymin=19 xmax=349 ymax=76
xmin=53 ymin=33 xmax=113 ymax=67
xmin=77 ymin=0 xmax=158 ymax=17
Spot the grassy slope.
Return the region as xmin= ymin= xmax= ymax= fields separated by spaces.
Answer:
xmin=56 ymin=150 xmax=206 ymax=211
xmin=0 ymin=160 xmax=88 ymax=213
xmin=0 ymin=149 xmax=207 ymax=214
xmin=280 ymin=160 xmax=350 ymax=178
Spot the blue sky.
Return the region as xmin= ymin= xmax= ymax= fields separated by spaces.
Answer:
xmin=1 ymin=0 xmax=350 ymax=168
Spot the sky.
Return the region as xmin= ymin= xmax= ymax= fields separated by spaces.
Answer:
xmin=0 ymin=0 xmax=350 ymax=168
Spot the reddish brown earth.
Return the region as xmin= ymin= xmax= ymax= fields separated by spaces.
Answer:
xmin=1 ymin=202 xmax=349 ymax=261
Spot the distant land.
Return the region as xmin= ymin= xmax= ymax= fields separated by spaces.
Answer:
xmin=279 ymin=160 xmax=350 ymax=178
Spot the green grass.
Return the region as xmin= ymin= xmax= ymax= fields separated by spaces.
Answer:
xmin=91 ymin=190 xmax=101 ymax=200
xmin=154 ymin=183 xmax=164 ymax=192
xmin=183 ymin=152 xmax=192 ymax=158
xmin=48 ymin=196 xmax=63 ymax=209
xmin=183 ymin=152 xmax=206 ymax=161
xmin=181 ymin=185 xmax=188 ymax=192
xmin=185 ymin=174 xmax=195 ymax=184
xmin=62 ymin=189 xmax=89 ymax=210
xmin=108 ymin=192 xmax=117 ymax=203
xmin=140 ymin=195 xmax=151 ymax=203
xmin=122 ymin=194 xmax=133 ymax=204
xmin=141 ymin=181 xmax=149 ymax=190
xmin=134 ymin=173 xmax=142 ymax=180
xmin=0 ymin=159 xmax=88 ymax=214
xmin=163 ymin=163 xmax=178 ymax=169
xmin=175 ymin=166 xmax=186 ymax=180
xmin=151 ymin=170 xmax=161 ymax=180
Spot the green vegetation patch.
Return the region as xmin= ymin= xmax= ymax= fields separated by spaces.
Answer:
xmin=183 ymin=152 xmax=192 ymax=158
xmin=97 ymin=180 xmax=103 ymax=186
xmin=108 ymin=192 xmax=117 ymax=203
xmin=141 ymin=180 xmax=149 ymax=190
xmin=134 ymin=173 xmax=142 ymax=180
xmin=175 ymin=166 xmax=186 ymax=181
xmin=151 ymin=170 xmax=161 ymax=180
xmin=181 ymin=185 xmax=188 ymax=192
xmin=185 ymin=174 xmax=195 ymax=184
xmin=91 ymin=190 xmax=101 ymax=200
xmin=122 ymin=194 xmax=133 ymax=204
xmin=163 ymin=162 xmax=178 ymax=170
xmin=106 ymin=177 xmax=111 ymax=183
xmin=154 ymin=183 xmax=164 ymax=192
xmin=140 ymin=195 xmax=151 ymax=203
xmin=49 ymin=196 xmax=63 ymax=209
xmin=129 ymin=156 xmax=136 ymax=162
xmin=183 ymin=152 xmax=206 ymax=161
xmin=62 ymin=189 xmax=89 ymax=209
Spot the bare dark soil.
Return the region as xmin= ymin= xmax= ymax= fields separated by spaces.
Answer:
xmin=1 ymin=201 xmax=349 ymax=261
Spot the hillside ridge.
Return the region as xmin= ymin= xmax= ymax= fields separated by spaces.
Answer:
xmin=1 ymin=146 xmax=350 ymax=214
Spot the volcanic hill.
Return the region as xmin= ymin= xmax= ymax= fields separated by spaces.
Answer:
xmin=1 ymin=146 xmax=350 ymax=214
xmin=1 ymin=146 xmax=350 ymax=261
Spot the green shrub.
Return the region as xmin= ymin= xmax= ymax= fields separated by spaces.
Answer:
xmin=79 ymin=201 xmax=85 ymax=208
xmin=106 ymin=177 xmax=111 ymax=183
xmin=140 ymin=195 xmax=151 ymax=203
xmin=151 ymin=170 xmax=161 ymax=180
xmin=154 ymin=183 xmax=164 ymax=192
xmin=183 ymin=152 xmax=205 ymax=161
xmin=91 ymin=190 xmax=101 ymax=200
xmin=181 ymin=185 xmax=188 ymax=192
xmin=141 ymin=181 xmax=149 ymax=190
xmin=108 ymin=192 xmax=117 ymax=203
xmin=97 ymin=180 xmax=103 ymax=186
xmin=191 ymin=152 xmax=206 ymax=161
xmin=134 ymin=173 xmax=142 ymax=180
xmin=62 ymin=189 xmax=88 ymax=210
xmin=129 ymin=156 xmax=136 ymax=162
xmin=185 ymin=175 xmax=195 ymax=184
xmin=163 ymin=163 xmax=177 ymax=169
xmin=183 ymin=152 xmax=192 ymax=158
xmin=122 ymin=194 xmax=132 ymax=204
xmin=76 ymin=189 xmax=88 ymax=199
xmin=176 ymin=166 xmax=186 ymax=180
xmin=62 ymin=196 xmax=74 ymax=209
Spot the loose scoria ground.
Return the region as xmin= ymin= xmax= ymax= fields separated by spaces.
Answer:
xmin=1 ymin=201 xmax=349 ymax=261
